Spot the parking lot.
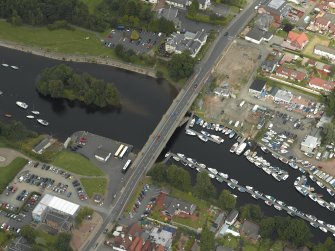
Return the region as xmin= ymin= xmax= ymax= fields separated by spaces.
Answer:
xmin=104 ymin=29 xmax=164 ymax=54
xmin=71 ymin=131 xmax=137 ymax=206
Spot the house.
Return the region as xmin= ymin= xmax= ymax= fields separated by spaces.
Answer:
xmin=275 ymin=66 xmax=307 ymax=82
xmin=157 ymin=8 xmax=181 ymax=28
xmin=301 ymin=135 xmax=320 ymax=153
xmin=240 ymin=220 xmax=260 ymax=242
xmin=165 ymin=30 xmax=208 ymax=57
xmin=245 ymin=27 xmax=273 ymax=44
xmin=261 ymin=59 xmax=278 ymax=72
xmin=286 ymin=31 xmax=309 ymax=50
xmin=162 ymin=194 xmax=196 ymax=216
xmin=225 ymin=209 xmax=239 ymax=226
xmin=273 ymin=89 xmax=293 ymax=103
xmin=32 ymin=136 xmax=54 ymax=154
xmin=150 ymin=227 xmax=173 ymax=250
xmin=255 ymin=13 xmax=274 ymax=31
xmin=198 ymin=0 xmax=211 ymax=10
xmin=165 ymin=0 xmax=189 ymax=9
xmin=314 ymin=44 xmax=335 ymax=61
xmin=309 ymin=77 xmax=335 ymax=92
xmin=261 ymin=0 xmax=290 ymax=23
xmin=314 ymin=17 xmax=331 ymax=31
xmin=249 ymin=79 xmax=267 ymax=96
xmin=94 ymin=148 xmax=111 ymax=162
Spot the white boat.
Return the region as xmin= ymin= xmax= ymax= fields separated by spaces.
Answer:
xmin=246 ymin=186 xmax=253 ymax=190
xmin=1 ymin=63 xmax=9 ymax=67
xmin=225 ymin=129 xmax=232 ymax=135
xmin=172 ymin=156 xmax=180 ymax=161
xmin=265 ymin=200 xmax=272 ymax=206
xmin=327 ymin=188 xmax=334 ymax=196
xmin=208 ymin=168 xmax=218 ymax=175
xmin=10 ymin=65 xmax=19 ymax=70
xmin=230 ymin=143 xmax=238 ymax=153
xmin=189 ymin=118 xmax=195 ymax=127
xmin=243 ymin=149 xmax=250 ymax=156
xmin=230 ymin=179 xmax=238 ymax=184
xmin=186 ymin=158 xmax=195 ymax=164
xmin=246 ymin=156 xmax=255 ymax=163
xmin=289 ymin=162 xmax=298 ymax=169
xmin=317 ymin=220 xmax=325 ymax=225
xmin=219 ymin=172 xmax=228 ymax=179
xmin=261 ymin=138 xmax=269 ymax=143
xmin=185 ymin=129 xmax=196 ymax=136
xmin=310 ymin=222 xmax=319 ymax=228
xmin=164 ymin=152 xmax=170 ymax=158
xmin=306 ymin=214 xmax=316 ymax=221
xmin=229 ymin=131 xmax=235 ymax=139
xmin=26 ymin=115 xmax=34 ymax=119
xmin=238 ymin=187 xmax=246 ymax=192
xmin=208 ymin=173 xmax=215 ymax=179
xmin=198 ymin=134 xmax=208 ymax=142
xmin=319 ymin=227 xmax=328 ymax=233
xmin=198 ymin=163 xmax=206 ymax=169
xmin=210 ymin=134 xmax=224 ymax=143
xmin=274 ymin=205 xmax=282 ymax=211
xmin=277 ymin=200 xmax=285 ymax=207
xmin=287 ymin=206 xmax=297 ymax=212
xmin=251 ymin=194 xmax=259 ymax=199
xmin=16 ymin=101 xmax=28 ymax=109
xmin=227 ymin=182 xmax=236 ymax=189
xmin=235 ymin=142 xmax=247 ymax=155
xmin=316 ymin=181 xmax=325 ymax=188
xmin=196 ymin=167 xmax=201 ymax=172
xmin=201 ymin=130 xmax=210 ymax=137
xmin=31 ymin=110 xmax=40 ymax=115
xmin=177 ymin=153 xmax=185 ymax=158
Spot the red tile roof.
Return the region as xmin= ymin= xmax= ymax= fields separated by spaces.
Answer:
xmin=309 ymin=77 xmax=335 ymax=91
xmin=156 ymin=244 xmax=165 ymax=251
xmin=287 ymin=31 xmax=309 ymax=49
xmin=130 ymin=237 xmax=141 ymax=251
xmin=135 ymin=237 xmax=143 ymax=251
xmin=276 ymin=66 xmax=307 ymax=81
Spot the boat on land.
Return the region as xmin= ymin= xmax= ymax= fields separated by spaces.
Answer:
xmin=26 ymin=115 xmax=34 ymax=119
xmin=186 ymin=129 xmax=196 ymax=136
xmin=16 ymin=101 xmax=28 ymax=109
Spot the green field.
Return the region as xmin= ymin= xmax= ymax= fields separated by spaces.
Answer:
xmin=80 ymin=177 xmax=107 ymax=197
xmin=0 ymin=157 xmax=28 ymax=193
xmin=81 ymin=0 xmax=103 ymax=13
xmin=52 ymin=151 xmax=105 ymax=176
xmin=0 ymin=20 xmax=116 ymax=57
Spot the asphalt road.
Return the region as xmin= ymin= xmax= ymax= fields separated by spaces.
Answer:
xmin=83 ymin=1 xmax=261 ymax=250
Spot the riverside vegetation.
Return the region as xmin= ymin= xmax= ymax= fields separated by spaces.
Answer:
xmin=36 ymin=64 xmax=121 ymax=108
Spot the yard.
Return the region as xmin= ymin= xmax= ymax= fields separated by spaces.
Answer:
xmin=80 ymin=177 xmax=108 ymax=197
xmin=52 ymin=151 xmax=105 ymax=176
xmin=0 ymin=157 xmax=28 ymax=193
xmin=303 ymin=34 xmax=330 ymax=59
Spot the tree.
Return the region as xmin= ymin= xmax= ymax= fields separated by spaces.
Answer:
xmin=323 ymin=89 xmax=335 ymax=116
xmin=166 ymin=165 xmax=192 ymax=191
xmin=130 ymin=30 xmax=140 ymax=40
xmin=200 ymin=225 xmax=215 ymax=251
xmin=54 ymin=233 xmax=73 ymax=251
xmin=20 ymin=225 xmax=36 ymax=244
xmin=189 ymin=0 xmax=199 ymax=16
xmin=148 ymin=162 xmax=167 ymax=183
xmin=260 ymin=217 xmax=276 ymax=239
xmin=313 ymin=237 xmax=335 ymax=251
xmin=321 ymin=122 xmax=335 ymax=145
xmin=167 ymin=51 xmax=196 ymax=81
xmin=218 ymin=190 xmax=236 ymax=211
xmin=282 ymin=218 xmax=312 ymax=246
xmin=194 ymin=172 xmax=216 ymax=199
xmin=239 ymin=204 xmax=262 ymax=222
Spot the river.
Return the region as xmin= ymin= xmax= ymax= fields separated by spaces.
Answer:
xmin=0 ymin=47 xmax=177 ymax=149
xmin=164 ymin=125 xmax=334 ymax=243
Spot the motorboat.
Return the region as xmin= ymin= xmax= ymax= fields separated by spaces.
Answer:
xmin=189 ymin=118 xmax=195 ymax=127
xmin=279 ymin=157 xmax=288 ymax=164
xmin=210 ymin=134 xmax=224 ymax=143
xmin=230 ymin=143 xmax=238 ymax=153
xmin=198 ymin=134 xmax=208 ymax=142
xmin=264 ymin=200 xmax=272 ymax=206
xmin=310 ymin=222 xmax=319 ymax=228
xmin=186 ymin=158 xmax=195 ymax=164
xmin=227 ymin=182 xmax=236 ymax=189
xmin=229 ymin=131 xmax=235 ymax=139
xmin=238 ymin=187 xmax=246 ymax=192
xmin=326 ymin=204 xmax=334 ymax=211
xmin=246 ymin=186 xmax=253 ymax=191
xmin=306 ymin=214 xmax=317 ymax=221
xmin=208 ymin=168 xmax=218 ymax=175
xmin=177 ymin=153 xmax=185 ymax=158
xmin=289 ymin=162 xmax=298 ymax=169
xmin=317 ymin=199 xmax=326 ymax=207
xmin=31 ymin=110 xmax=40 ymax=115
xmin=230 ymin=179 xmax=238 ymax=184
xmin=319 ymin=227 xmax=328 ymax=233
xmin=265 ymin=195 xmax=276 ymax=202
xmin=200 ymin=130 xmax=210 ymax=137
xmin=277 ymin=200 xmax=285 ymax=207
xmin=225 ymin=129 xmax=232 ymax=135
xmin=208 ymin=173 xmax=215 ymax=179
xmin=164 ymin=152 xmax=170 ymax=158
xmin=218 ymin=172 xmax=228 ymax=179
xmin=26 ymin=115 xmax=34 ymax=119
xmin=172 ymin=156 xmax=180 ymax=161
xmin=4 ymin=113 xmax=12 ymax=118
xmin=274 ymin=205 xmax=282 ymax=211
xmin=287 ymin=206 xmax=297 ymax=212
xmin=0 ymin=90 xmax=3 ymax=95
xmin=254 ymin=190 xmax=263 ymax=197
xmin=16 ymin=101 xmax=28 ymax=109
xmin=243 ymin=149 xmax=250 ymax=156
xmin=181 ymin=159 xmax=188 ymax=166
xmin=327 ymin=188 xmax=334 ymax=196
xmin=185 ymin=129 xmax=196 ymax=136
xmin=251 ymin=194 xmax=259 ymax=199
xmin=10 ymin=65 xmax=19 ymax=70
xmin=1 ymin=63 xmax=9 ymax=67
xmin=235 ymin=142 xmax=247 ymax=155
xmin=196 ymin=167 xmax=201 ymax=173
xmin=198 ymin=163 xmax=206 ymax=169
xmin=316 ymin=181 xmax=325 ymax=188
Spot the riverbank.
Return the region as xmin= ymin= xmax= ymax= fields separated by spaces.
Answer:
xmin=0 ymin=39 xmax=157 ymax=78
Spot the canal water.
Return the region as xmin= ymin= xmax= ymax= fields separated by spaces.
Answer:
xmin=0 ymin=47 xmax=177 ymax=149
xmin=164 ymin=125 xmax=334 ymax=243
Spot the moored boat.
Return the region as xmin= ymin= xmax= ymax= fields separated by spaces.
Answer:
xmin=189 ymin=118 xmax=195 ymax=127
xmin=230 ymin=143 xmax=238 ymax=153
xmin=4 ymin=113 xmax=12 ymax=118
xmin=219 ymin=172 xmax=228 ymax=179
xmin=235 ymin=142 xmax=247 ymax=155
xmin=198 ymin=134 xmax=208 ymax=142
xmin=185 ymin=129 xmax=196 ymax=136
xmin=31 ymin=110 xmax=40 ymax=115
xmin=10 ymin=65 xmax=19 ymax=70
xmin=1 ymin=63 xmax=8 ymax=67
xmin=16 ymin=101 xmax=28 ymax=109
xmin=274 ymin=204 xmax=282 ymax=211
xmin=261 ymin=146 xmax=269 ymax=153
xmin=26 ymin=115 xmax=34 ymax=119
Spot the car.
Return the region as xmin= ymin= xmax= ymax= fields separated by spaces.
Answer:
xmin=16 ymin=228 xmax=21 ymax=234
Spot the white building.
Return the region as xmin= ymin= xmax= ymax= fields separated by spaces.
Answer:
xmin=300 ymin=135 xmax=320 ymax=153
xmin=273 ymin=89 xmax=293 ymax=103
xmin=32 ymin=194 xmax=80 ymax=222
xmin=314 ymin=45 xmax=335 ymax=61
xmin=198 ymin=0 xmax=211 ymax=10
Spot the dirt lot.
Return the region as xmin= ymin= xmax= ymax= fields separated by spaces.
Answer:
xmin=214 ymin=40 xmax=260 ymax=93
xmin=0 ymin=148 xmax=28 ymax=167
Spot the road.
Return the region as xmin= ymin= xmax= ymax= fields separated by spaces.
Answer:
xmin=82 ymin=1 xmax=261 ymax=250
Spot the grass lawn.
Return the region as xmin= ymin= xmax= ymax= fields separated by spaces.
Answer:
xmin=80 ymin=0 xmax=102 ymax=13
xmin=0 ymin=157 xmax=28 ymax=193
xmin=35 ymin=229 xmax=57 ymax=247
xmin=52 ymin=151 xmax=105 ymax=176
xmin=80 ymin=177 xmax=108 ymax=197
xmin=0 ymin=20 xmax=117 ymax=57
xmin=303 ymin=34 xmax=330 ymax=59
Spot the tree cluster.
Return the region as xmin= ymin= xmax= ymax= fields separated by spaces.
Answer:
xmin=75 ymin=207 xmax=94 ymax=227
xmin=313 ymin=237 xmax=335 ymax=251
xmin=36 ymin=64 xmax=121 ymax=108
xmin=218 ymin=190 xmax=236 ymax=211
xmin=322 ymin=89 xmax=335 ymax=116
xmin=220 ymin=0 xmax=246 ymax=8
xmin=0 ymin=120 xmax=37 ymax=141
xmin=167 ymin=51 xmax=196 ymax=81
xmin=260 ymin=216 xmax=312 ymax=246
xmin=200 ymin=225 xmax=215 ymax=251
xmin=239 ymin=204 xmax=263 ymax=222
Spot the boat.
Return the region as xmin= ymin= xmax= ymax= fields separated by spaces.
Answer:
xmin=26 ymin=115 xmax=34 ymax=119
xmin=326 ymin=204 xmax=334 ymax=211
xmin=219 ymin=172 xmax=228 ymax=179
xmin=4 ymin=114 xmax=12 ymax=118
xmin=319 ymin=227 xmax=328 ymax=233
xmin=265 ymin=195 xmax=276 ymax=202
xmin=31 ymin=110 xmax=40 ymax=115
xmin=0 ymin=90 xmax=3 ymax=95
xmin=1 ymin=63 xmax=9 ymax=67
xmin=230 ymin=143 xmax=238 ymax=153
xmin=289 ymin=162 xmax=298 ymax=169
xmin=331 ymin=202 xmax=335 ymax=207
xmin=196 ymin=167 xmax=202 ymax=172
xmin=185 ymin=129 xmax=196 ymax=136
xmin=295 ymin=186 xmax=308 ymax=196
xmin=274 ymin=205 xmax=282 ymax=211
xmin=243 ymin=149 xmax=250 ymax=156
xmin=16 ymin=101 xmax=28 ymax=109
xmin=279 ymin=157 xmax=288 ymax=164
xmin=235 ymin=142 xmax=247 ymax=155
xmin=181 ymin=159 xmax=188 ymax=166
xmin=287 ymin=206 xmax=297 ymax=212
xmin=208 ymin=173 xmax=215 ymax=179
xmin=317 ymin=220 xmax=325 ymax=225
xmin=310 ymin=222 xmax=318 ymax=228
xmin=254 ymin=190 xmax=263 ymax=197
xmin=208 ymin=168 xmax=218 ymax=175
xmin=316 ymin=181 xmax=325 ymax=188
xmin=216 ymin=176 xmax=224 ymax=182
xmin=201 ymin=130 xmax=210 ymax=137
xmin=225 ymin=129 xmax=232 ymax=135
xmin=317 ymin=199 xmax=326 ymax=207
xmin=246 ymin=156 xmax=255 ymax=163
xmin=186 ymin=158 xmax=195 ymax=164
xmin=251 ymin=194 xmax=259 ymax=199
xmin=10 ymin=65 xmax=19 ymax=70
xmin=238 ymin=187 xmax=246 ymax=192
xmin=227 ymin=182 xmax=236 ymax=189
xmin=199 ymin=120 xmax=204 ymax=126
xmin=198 ymin=134 xmax=208 ymax=142
xmin=327 ymin=188 xmax=334 ymax=196
xmin=277 ymin=200 xmax=286 ymax=207
xmin=229 ymin=131 xmax=235 ymax=139
xmin=306 ymin=214 xmax=316 ymax=221
xmin=230 ymin=179 xmax=238 ymax=184
xmin=260 ymin=146 xmax=269 ymax=153
xmin=198 ymin=163 xmax=206 ymax=169
xmin=177 ymin=153 xmax=185 ymax=158
xmin=246 ymin=186 xmax=253 ymax=190
xmin=210 ymin=134 xmax=224 ymax=143
xmin=264 ymin=200 xmax=272 ymax=206
xmin=189 ymin=118 xmax=195 ymax=127
xmin=172 ymin=156 xmax=180 ymax=161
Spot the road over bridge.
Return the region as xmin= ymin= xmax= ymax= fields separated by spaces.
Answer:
xmin=83 ymin=1 xmax=261 ymax=250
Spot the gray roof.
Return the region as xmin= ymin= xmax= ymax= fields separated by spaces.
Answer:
xmin=267 ymin=0 xmax=286 ymax=10
xmin=315 ymin=44 xmax=335 ymax=55
xmin=33 ymin=136 xmax=52 ymax=153
xmin=250 ymin=79 xmax=266 ymax=92
xmin=255 ymin=13 xmax=274 ymax=31
xmin=225 ymin=209 xmax=239 ymax=223
xmin=240 ymin=220 xmax=260 ymax=240
xmin=158 ymin=8 xmax=178 ymax=21
xmin=324 ymin=13 xmax=335 ymax=24
xmin=163 ymin=195 xmax=196 ymax=215
xmin=246 ymin=27 xmax=272 ymax=41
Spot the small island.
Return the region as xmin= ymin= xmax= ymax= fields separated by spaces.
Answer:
xmin=36 ymin=64 xmax=121 ymax=108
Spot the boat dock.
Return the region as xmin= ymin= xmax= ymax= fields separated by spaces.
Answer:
xmin=164 ymin=152 xmax=335 ymax=235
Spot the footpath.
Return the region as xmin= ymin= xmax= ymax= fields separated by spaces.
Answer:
xmin=0 ymin=39 xmax=157 ymax=78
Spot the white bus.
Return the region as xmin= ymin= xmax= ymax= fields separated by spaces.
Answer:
xmin=119 ymin=146 xmax=129 ymax=159
xmin=122 ymin=160 xmax=132 ymax=173
xmin=114 ymin=144 xmax=124 ymax=158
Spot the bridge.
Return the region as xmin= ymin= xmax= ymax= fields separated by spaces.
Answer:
xmin=83 ymin=1 xmax=261 ymax=250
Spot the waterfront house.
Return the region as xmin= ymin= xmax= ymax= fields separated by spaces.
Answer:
xmin=225 ymin=209 xmax=239 ymax=226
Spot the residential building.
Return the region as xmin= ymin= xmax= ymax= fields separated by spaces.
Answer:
xmin=255 ymin=13 xmax=274 ymax=31
xmin=150 ymin=227 xmax=173 ymax=250
xmin=210 ymin=212 xmax=225 ymax=232
xmin=166 ymin=0 xmax=189 ymax=9
xmin=261 ymin=0 xmax=290 ymax=23
xmin=198 ymin=0 xmax=211 ymax=10
xmin=157 ymin=8 xmax=181 ymax=28
xmin=314 ymin=17 xmax=331 ymax=31
xmin=249 ymin=79 xmax=267 ymax=96
xmin=240 ymin=220 xmax=260 ymax=242
xmin=165 ymin=30 xmax=208 ymax=57
xmin=309 ymin=77 xmax=335 ymax=92
xmin=286 ymin=31 xmax=309 ymax=50
xmin=245 ymin=27 xmax=273 ymax=44
xmin=275 ymin=66 xmax=307 ymax=82
xmin=225 ymin=209 xmax=239 ymax=226
xmin=261 ymin=59 xmax=278 ymax=72
xmin=94 ymin=148 xmax=111 ymax=162
xmin=314 ymin=44 xmax=335 ymax=61
xmin=162 ymin=194 xmax=197 ymax=216
xmin=301 ymin=135 xmax=320 ymax=153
